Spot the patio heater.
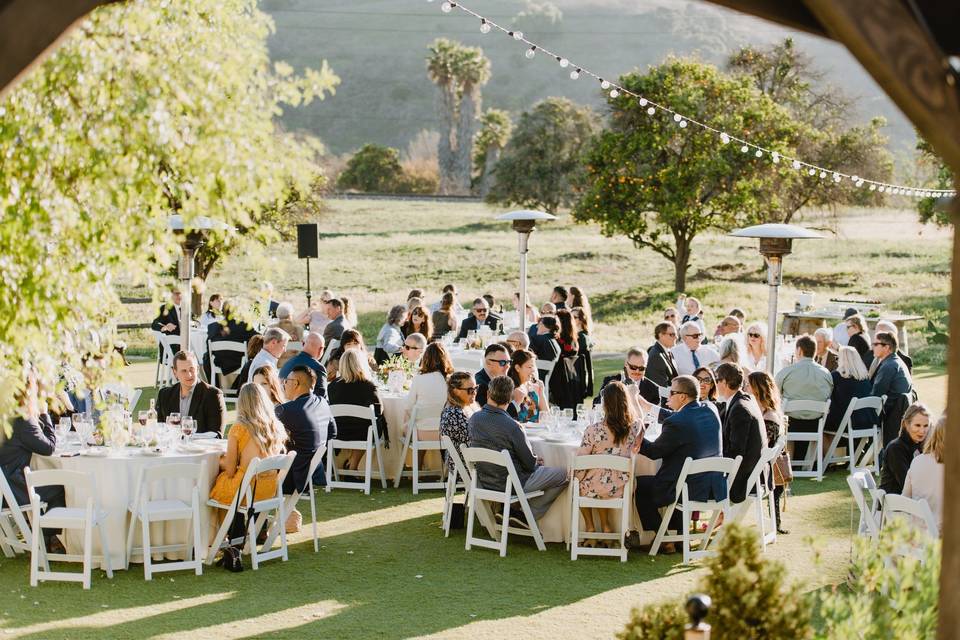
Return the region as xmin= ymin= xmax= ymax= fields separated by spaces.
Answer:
xmin=168 ymin=215 xmax=232 ymax=353
xmin=729 ymin=223 xmax=822 ymax=373
xmin=495 ymin=210 xmax=556 ymax=329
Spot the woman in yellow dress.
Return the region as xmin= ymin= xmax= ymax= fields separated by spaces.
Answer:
xmin=209 ymin=383 xmax=287 ymax=515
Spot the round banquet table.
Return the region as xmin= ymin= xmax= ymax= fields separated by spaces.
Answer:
xmin=32 ymin=440 xmax=224 ymax=570
xmin=375 ymin=393 xmax=443 ymax=481
xmin=524 ymin=430 xmax=658 ymax=544
xmin=446 ymin=347 xmax=483 ymax=373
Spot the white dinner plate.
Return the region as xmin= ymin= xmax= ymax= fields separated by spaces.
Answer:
xmin=79 ymin=448 xmax=109 ymax=457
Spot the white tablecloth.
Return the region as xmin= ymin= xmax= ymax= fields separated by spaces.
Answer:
xmin=33 ymin=441 xmax=224 ymax=570
xmin=525 ymin=431 xmax=658 ymax=544
xmin=446 ymin=348 xmax=483 ymax=373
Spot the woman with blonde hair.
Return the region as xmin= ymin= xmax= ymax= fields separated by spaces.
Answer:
xmin=718 ymin=337 xmax=742 ymax=368
xmin=209 ymin=384 xmax=287 ymax=519
xmin=825 ymin=346 xmax=872 ymax=432
xmin=328 ymin=349 xmax=384 ymax=470
xmin=903 ymin=413 xmax=946 ymax=534
xmin=743 ymin=322 xmax=767 ymax=372
xmin=880 ymin=402 xmax=931 ymax=494
xmin=252 ymin=364 xmax=285 ymax=406
xmin=845 ymin=313 xmax=872 ymax=369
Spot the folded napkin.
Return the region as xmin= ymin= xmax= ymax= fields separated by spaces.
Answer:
xmin=191 ymin=432 xmax=218 ymax=440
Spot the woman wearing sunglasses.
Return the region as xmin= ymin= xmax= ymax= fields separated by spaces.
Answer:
xmin=743 ymin=322 xmax=767 ymax=372
xmin=439 ymin=371 xmax=479 ymax=473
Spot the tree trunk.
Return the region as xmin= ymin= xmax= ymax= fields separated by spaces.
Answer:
xmin=452 ymin=84 xmax=480 ymax=195
xmin=673 ymin=235 xmax=692 ymax=293
xmin=478 ymin=146 xmax=500 ymax=198
xmin=436 ymin=82 xmax=459 ymax=195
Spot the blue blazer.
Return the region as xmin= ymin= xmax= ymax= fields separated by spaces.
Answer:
xmin=639 ymin=402 xmax=726 ymax=507
xmin=276 ymin=393 xmax=333 ymax=495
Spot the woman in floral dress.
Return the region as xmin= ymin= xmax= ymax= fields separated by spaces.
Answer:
xmin=439 ymin=371 xmax=478 ymax=473
xmin=574 ymin=381 xmax=643 ymax=541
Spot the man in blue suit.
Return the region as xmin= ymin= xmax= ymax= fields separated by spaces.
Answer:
xmin=276 ymin=366 xmax=335 ymax=499
xmin=633 ymin=374 xmax=725 ymax=553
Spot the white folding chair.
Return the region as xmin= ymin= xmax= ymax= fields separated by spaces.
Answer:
xmin=393 ymin=403 xmax=445 ymax=493
xmin=847 ymin=470 xmax=883 ymax=539
xmin=0 ymin=471 xmax=34 ymax=557
xmin=649 ymin=455 xmax=743 ymax=565
xmin=441 ymin=435 xmax=471 ymax=538
xmin=569 ymin=454 xmax=635 ymax=562
xmin=25 ymin=468 xmax=114 ymax=589
xmin=101 ymin=383 xmax=142 ymax=413
xmin=728 ymin=437 xmax=785 ymax=551
xmin=206 ymin=452 xmax=296 ymax=569
xmin=153 ymin=331 xmax=178 ymax=387
xmin=124 ymin=462 xmax=206 ymax=580
xmin=461 ymin=447 xmax=546 ymax=556
xmin=208 ymin=340 xmax=247 ymax=406
xmin=300 ymin=444 xmax=327 ymax=552
xmin=881 ymin=494 xmax=939 ymax=538
xmin=784 ymin=399 xmax=831 ymax=481
xmin=536 ymin=353 xmax=560 ymax=405
xmin=326 ymin=404 xmax=387 ymax=495
xmin=320 ymin=339 xmax=339 ymax=367
xmin=824 ymin=396 xmax=884 ymax=473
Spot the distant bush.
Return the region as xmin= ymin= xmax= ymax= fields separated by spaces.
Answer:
xmin=336 ymin=144 xmax=405 ymax=193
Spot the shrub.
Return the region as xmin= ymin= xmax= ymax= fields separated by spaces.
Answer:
xmin=336 ymin=144 xmax=405 ymax=192
xmin=618 ymin=600 xmax=686 ymax=640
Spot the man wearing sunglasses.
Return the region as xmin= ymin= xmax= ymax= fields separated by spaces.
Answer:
xmin=400 ymin=333 xmax=427 ymax=365
xmin=475 ymin=344 xmax=520 ymax=418
xmin=670 ymin=321 xmax=719 ymax=376
xmin=870 ymin=331 xmax=914 ymax=445
xmin=456 ymin=297 xmax=503 ymax=340
xmin=593 ymin=347 xmax=661 ymax=406
xmin=647 ymin=321 xmax=680 ymax=388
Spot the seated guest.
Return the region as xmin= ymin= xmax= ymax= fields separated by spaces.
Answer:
xmin=507 ymin=349 xmax=549 ymax=423
xmin=903 ymin=413 xmax=945 ymax=534
xmin=813 ymin=327 xmax=838 ymax=372
xmin=504 ymin=331 xmax=530 ymax=353
xmin=439 ymin=371 xmax=479 ymax=473
xmin=252 ymin=365 xmax=285 ymax=407
xmin=550 ymin=285 xmax=568 ymax=310
xmin=714 ymin=315 xmax=742 ymax=339
xmin=880 ymin=402 xmax=929 ymax=494
xmin=328 ymin=350 xmax=385 ymax=468
xmin=633 ymin=375 xmax=725 ymax=552
xmin=670 ymin=321 xmax=719 ymax=375
xmin=747 ymin=371 xmax=788 ymax=534
xmin=209 ymin=384 xmax=286 ymax=523
xmin=514 ymin=291 xmax=539 ymax=326
xmin=279 ymin=332 xmax=328 ymax=399
xmin=297 ymin=290 xmax=333 ymax=334
xmin=576 ymin=381 xmax=643 ymax=538
xmin=468 ymin=376 xmax=567 ymax=521
xmin=375 ymin=305 xmax=407 ymax=364
xmin=407 ymin=289 xmax=425 ymax=304
xmin=0 ymin=372 xmax=67 ymax=553
xmin=206 ymin=300 xmax=258 ymax=382
xmin=871 ymin=331 xmax=914 ymax=445
xmin=326 ymin=329 xmax=374 ymax=381
xmin=775 ymin=335 xmax=833 ymax=461
xmin=482 ymin=294 xmax=504 ymax=323
xmin=845 ymin=313 xmax=873 ymax=369
xmin=743 ymin=322 xmax=768 ymax=372
xmin=431 ymin=293 xmax=459 ymax=341
xmin=728 ymin=308 xmax=746 ymax=323
xmin=825 ymin=346 xmax=872 ymax=433
xmin=247 ymin=327 xmax=290 ymax=383
xmin=663 ymin=308 xmax=680 ymax=327
xmin=475 ymin=344 xmax=512 ymax=408
xmin=200 ymin=294 xmax=223 ymax=332
xmin=276 ymin=365 xmax=333 ymax=498
xmin=402 ymin=303 xmax=433 ymax=341
xmin=322 ymin=298 xmax=350 ymax=345
xmin=539 ymin=302 xmax=557 ymax=316
xmin=646 ymin=321 xmax=679 ymax=388
xmin=404 ymin=342 xmax=453 ymax=424
xmin=693 ymin=367 xmax=720 ymax=412
xmin=676 ymin=294 xmax=706 ymax=336
xmin=457 ymin=297 xmax=503 ymax=339
xmin=714 ymin=363 xmax=766 ymax=504
xmin=151 ymin=287 xmax=182 ymax=339
xmin=874 ymin=320 xmax=913 ymax=373
xmin=401 ymin=332 xmax=427 ymax=365
xmin=232 ymin=335 xmax=263 ymax=392
xmin=717 ymin=337 xmax=742 ymax=368
xmin=429 ymin=283 xmax=463 ymax=314
xmin=156 ymin=351 xmax=226 ymax=436
xmin=529 ymin=316 xmax=562 ymax=378
xmin=594 ymin=347 xmax=661 ymax=406
xmin=832 ymin=307 xmax=858 ymax=348
xmin=272 ymin=302 xmax=304 ymax=343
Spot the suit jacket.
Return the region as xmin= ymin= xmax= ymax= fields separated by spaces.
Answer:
xmin=457 ymin=314 xmax=503 ymax=340
xmin=639 ymin=402 xmax=726 ymax=508
xmin=279 ymin=351 xmax=328 ymax=399
xmin=593 ymin=373 xmax=661 ymax=407
xmin=721 ymin=391 xmax=766 ymax=503
xmin=151 ymin=303 xmax=180 ymax=335
xmin=323 ymin=315 xmax=350 ymax=344
xmin=156 ymin=380 xmax=226 ymax=437
xmin=646 ymin=342 xmax=678 ymax=388
xmin=0 ymin=416 xmax=57 ymax=505
xmin=207 ymin=319 xmax=257 ymax=375
xmin=276 ymin=393 xmax=333 ymax=495
xmin=530 ymin=334 xmax=561 ymax=376
xmin=848 ymin=332 xmax=873 ymax=370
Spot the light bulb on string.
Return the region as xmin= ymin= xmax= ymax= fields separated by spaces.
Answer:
xmin=792 ymin=160 xmax=801 ymax=170
xmin=513 ymin=31 xmax=523 ymax=40
xmin=852 ymin=175 xmax=859 ymax=183
xmin=673 ymin=114 xmax=682 ymax=122
xmin=558 ymin=57 xmax=569 ymax=68
xmin=878 ymin=186 xmax=885 ymax=192
xmin=610 ymin=89 xmax=620 ymax=98
xmin=679 ymin=119 xmax=687 ymax=128
xmin=771 ymin=152 xmax=780 ymax=163
xmin=601 ymin=80 xmax=611 ymax=89
xmin=755 ymin=149 xmax=763 ymax=158
xmin=740 ymin=144 xmax=749 ymax=153
xmin=441 ymin=2 xmax=452 ymax=12
xmin=646 ymin=106 xmax=656 ymax=116
xmin=869 ymin=184 xmax=877 ymax=191
xmin=720 ymin=133 xmax=730 ymax=144
xmin=525 ymin=46 xmax=536 ymax=59
xmin=480 ymin=19 xmax=491 ymax=33
xmin=639 ymin=97 xmax=648 ymax=107
xmin=808 ymin=169 xmax=816 ymax=176
xmin=819 ymin=171 xmax=827 ymax=178
xmin=570 ymin=68 xmax=580 ymax=80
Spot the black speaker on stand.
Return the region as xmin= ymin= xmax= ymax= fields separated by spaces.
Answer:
xmin=297 ymin=223 xmax=319 ymax=309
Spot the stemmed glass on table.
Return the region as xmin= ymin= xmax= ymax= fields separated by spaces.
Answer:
xmin=181 ymin=417 xmax=195 ymax=441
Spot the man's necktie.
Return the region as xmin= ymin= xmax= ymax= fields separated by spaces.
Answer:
xmin=692 ymin=350 xmax=700 ymax=369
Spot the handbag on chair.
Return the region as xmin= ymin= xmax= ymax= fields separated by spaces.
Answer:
xmin=217 ymin=477 xmax=258 ymax=573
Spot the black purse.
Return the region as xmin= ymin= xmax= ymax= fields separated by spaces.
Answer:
xmin=217 ymin=477 xmax=258 ymax=573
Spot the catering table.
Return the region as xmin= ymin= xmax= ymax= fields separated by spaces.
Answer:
xmin=32 ymin=439 xmax=224 ymax=570
xmin=781 ymin=310 xmax=923 ymax=353
xmin=524 ymin=427 xmax=657 ymax=544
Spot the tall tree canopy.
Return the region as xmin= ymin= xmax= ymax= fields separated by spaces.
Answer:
xmin=426 ymin=38 xmax=491 ymax=195
xmin=0 ymin=0 xmax=338 ymax=422
xmin=487 ymin=97 xmax=599 ymax=213
xmin=473 ymin=108 xmax=513 ymax=198
xmin=916 ymin=136 xmax=956 ymax=227
xmin=573 ymin=58 xmax=799 ymax=292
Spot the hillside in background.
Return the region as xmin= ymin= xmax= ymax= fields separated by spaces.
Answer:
xmin=264 ymin=0 xmax=915 ymax=161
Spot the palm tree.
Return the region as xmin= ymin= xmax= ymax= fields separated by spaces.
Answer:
xmin=426 ymin=38 xmax=491 ymax=195
xmin=473 ymin=108 xmax=513 ymax=197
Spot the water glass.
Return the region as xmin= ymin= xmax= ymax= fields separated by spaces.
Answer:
xmin=56 ymin=417 xmax=71 ymax=440
xmin=181 ymin=417 xmax=195 ymax=440
xmin=77 ymin=420 xmax=95 ymax=449
xmin=167 ymin=412 xmax=181 ymax=428
xmin=71 ymin=412 xmax=83 ymax=429
xmin=562 ymin=408 xmax=574 ymax=424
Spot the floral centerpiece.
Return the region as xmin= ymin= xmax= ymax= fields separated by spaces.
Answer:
xmin=377 ymin=354 xmax=417 ymax=393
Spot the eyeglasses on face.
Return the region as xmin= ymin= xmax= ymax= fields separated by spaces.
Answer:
xmin=402 ymin=343 xmax=421 ymax=351
xmin=669 ymin=390 xmax=688 ymax=397
xmin=685 ymin=333 xmax=703 ymax=339
xmin=474 ymin=308 xmax=488 ymax=314
xmin=872 ymin=341 xmax=891 ymax=348
xmin=458 ymin=386 xmax=478 ymax=394
xmin=748 ymin=332 xmax=762 ymax=338
xmin=626 ymin=363 xmax=646 ymax=372
xmin=486 ymin=358 xmax=510 ymax=367
xmin=696 ymin=376 xmax=713 ymax=384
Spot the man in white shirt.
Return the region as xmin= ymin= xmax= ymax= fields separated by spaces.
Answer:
xmin=247 ymin=327 xmax=290 ymax=383
xmin=670 ymin=321 xmax=719 ymax=375
xmin=832 ymin=307 xmax=858 ymax=347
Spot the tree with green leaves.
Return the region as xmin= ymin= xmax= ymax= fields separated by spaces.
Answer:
xmin=916 ymin=136 xmax=955 ymax=226
xmin=336 ymin=144 xmax=405 ymax=193
xmin=426 ymin=38 xmax=491 ymax=195
xmin=487 ymin=97 xmax=599 ymax=213
xmin=573 ymin=59 xmax=798 ymax=291
xmin=0 ymin=0 xmax=338 ymax=423
xmin=728 ymin=38 xmax=893 ymax=221
xmin=473 ymin=108 xmax=513 ymax=197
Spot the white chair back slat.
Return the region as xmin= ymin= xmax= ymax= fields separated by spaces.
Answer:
xmin=881 ymin=493 xmax=939 ymax=538
xmin=320 ymin=339 xmax=339 ymax=366
xmin=393 ymin=403 xmax=446 ymax=493
xmin=326 ymin=404 xmax=386 ymax=495
xmin=569 ymin=454 xmax=634 ymax=562
xmin=847 ymin=470 xmax=882 ymax=538
xmin=536 ymin=354 xmax=560 ymax=404
xmin=784 ymin=398 xmax=830 ymax=481
xmin=441 ymin=435 xmax=471 ymax=537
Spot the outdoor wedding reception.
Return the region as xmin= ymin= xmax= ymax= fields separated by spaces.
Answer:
xmin=0 ymin=0 xmax=958 ymax=639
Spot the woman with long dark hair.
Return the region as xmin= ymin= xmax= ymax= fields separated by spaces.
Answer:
xmin=402 ymin=304 xmax=433 ymax=341
xmin=747 ymin=370 xmax=788 ymax=534
xmin=508 ymin=349 xmax=548 ymax=423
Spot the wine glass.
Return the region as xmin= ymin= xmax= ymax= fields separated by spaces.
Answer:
xmin=71 ymin=412 xmax=83 ymax=430
xmin=77 ymin=420 xmax=94 ymax=450
xmin=56 ymin=417 xmax=71 ymax=446
xmin=562 ymin=408 xmax=574 ymax=424
xmin=167 ymin=412 xmax=181 ymax=428
xmin=181 ymin=417 xmax=195 ymax=440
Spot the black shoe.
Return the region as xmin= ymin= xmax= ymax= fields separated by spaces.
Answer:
xmin=623 ymin=530 xmax=643 ymax=550
xmin=777 ymin=527 xmax=790 ymax=535
xmin=45 ymin=536 xmax=66 ymax=555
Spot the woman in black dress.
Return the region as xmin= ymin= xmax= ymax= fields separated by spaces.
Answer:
xmin=844 ymin=314 xmax=873 ymax=370
xmin=328 ymin=350 xmax=384 ymax=470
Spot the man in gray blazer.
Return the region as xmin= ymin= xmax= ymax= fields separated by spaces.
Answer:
xmin=467 ymin=375 xmax=567 ymax=521
xmin=322 ymin=298 xmax=351 ymax=345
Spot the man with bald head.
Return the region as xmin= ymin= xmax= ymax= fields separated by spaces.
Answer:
xmin=279 ymin=331 xmax=328 ymax=398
